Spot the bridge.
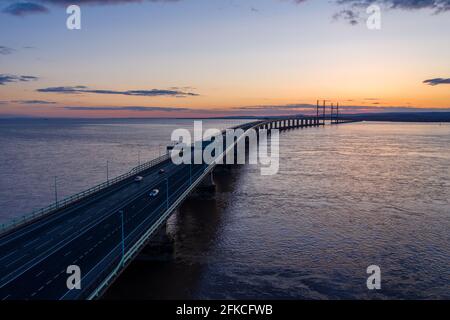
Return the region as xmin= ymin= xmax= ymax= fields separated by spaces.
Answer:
xmin=0 ymin=111 xmax=352 ymax=300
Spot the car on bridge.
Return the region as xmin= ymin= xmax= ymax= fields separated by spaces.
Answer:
xmin=134 ymin=176 xmax=144 ymax=182
xmin=159 ymin=169 xmax=165 ymax=174
xmin=149 ymin=189 xmax=160 ymax=197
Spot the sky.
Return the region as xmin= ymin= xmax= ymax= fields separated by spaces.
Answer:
xmin=0 ymin=0 xmax=449 ymax=118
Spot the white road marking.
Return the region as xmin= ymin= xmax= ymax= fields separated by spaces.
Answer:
xmin=24 ymin=237 xmax=41 ymax=248
xmin=35 ymin=270 xmax=45 ymax=278
xmin=0 ymin=250 xmax=16 ymax=263
xmin=35 ymin=239 xmax=53 ymax=250
xmin=4 ymin=254 xmax=27 ymax=269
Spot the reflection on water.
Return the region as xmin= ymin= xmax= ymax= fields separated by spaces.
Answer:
xmin=105 ymin=122 xmax=450 ymax=300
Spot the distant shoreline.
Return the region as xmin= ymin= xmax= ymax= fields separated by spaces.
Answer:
xmin=1 ymin=112 xmax=450 ymax=122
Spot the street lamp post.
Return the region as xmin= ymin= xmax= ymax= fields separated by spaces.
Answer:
xmin=166 ymin=178 xmax=169 ymax=210
xmin=54 ymin=176 xmax=58 ymax=208
xmin=119 ymin=210 xmax=125 ymax=266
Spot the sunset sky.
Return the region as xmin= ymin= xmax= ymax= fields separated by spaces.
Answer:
xmin=0 ymin=0 xmax=449 ymax=118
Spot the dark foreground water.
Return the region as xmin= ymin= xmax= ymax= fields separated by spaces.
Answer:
xmin=1 ymin=119 xmax=449 ymax=299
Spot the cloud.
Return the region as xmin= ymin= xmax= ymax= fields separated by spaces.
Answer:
xmin=0 ymin=46 xmax=15 ymax=55
xmin=37 ymin=85 xmax=199 ymax=97
xmin=39 ymin=0 xmax=181 ymax=4
xmin=0 ymin=74 xmax=38 ymax=85
xmin=335 ymin=0 xmax=450 ymax=13
xmin=423 ymin=78 xmax=450 ymax=86
xmin=2 ymin=2 xmax=49 ymax=16
xmin=63 ymin=106 xmax=189 ymax=112
xmin=332 ymin=9 xmax=360 ymax=25
xmin=289 ymin=0 xmax=450 ymax=24
xmin=236 ymin=103 xmax=316 ymax=111
xmin=12 ymin=100 xmax=56 ymax=104
xmin=2 ymin=0 xmax=181 ymax=16
xmin=332 ymin=1 xmax=450 ymax=25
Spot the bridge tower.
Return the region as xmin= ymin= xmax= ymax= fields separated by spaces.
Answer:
xmin=336 ymin=102 xmax=340 ymax=124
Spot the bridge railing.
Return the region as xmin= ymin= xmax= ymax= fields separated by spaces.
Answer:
xmin=0 ymin=153 xmax=171 ymax=236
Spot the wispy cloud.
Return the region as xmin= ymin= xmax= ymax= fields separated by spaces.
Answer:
xmin=0 ymin=46 xmax=15 ymax=55
xmin=423 ymin=78 xmax=450 ymax=86
xmin=2 ymin=2 xmax=49 ymax=16
xmin=335 ymin=0 xmax=450 ymax=13
xmin=37 ymin=85 xmax=199 ymax=97
xmin=2 ymin=0 xmax=181 ymax=16
xmin=63 ymin=106 xmax=189 ymax=112
xmin=332 ymin=9 xmax=360 ymax=25
xmin=39 ymin=0 xmax=181 ymax=4
xmin=289 ymin=0 xmax=450 ymax=25
xmin=12 ymin=100 xmax=56 ymax=104
xmin=0 ymin=74 xmax=38 ymax=85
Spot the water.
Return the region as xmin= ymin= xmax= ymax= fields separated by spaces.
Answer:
xmin=1 ymin=119 xmax=449 ymax=299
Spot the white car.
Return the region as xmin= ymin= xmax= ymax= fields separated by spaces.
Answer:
xmin=149 ymin=189 xmax=159 ymax=197
xmin=134 ymin=176 xmax=144 ymax=182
